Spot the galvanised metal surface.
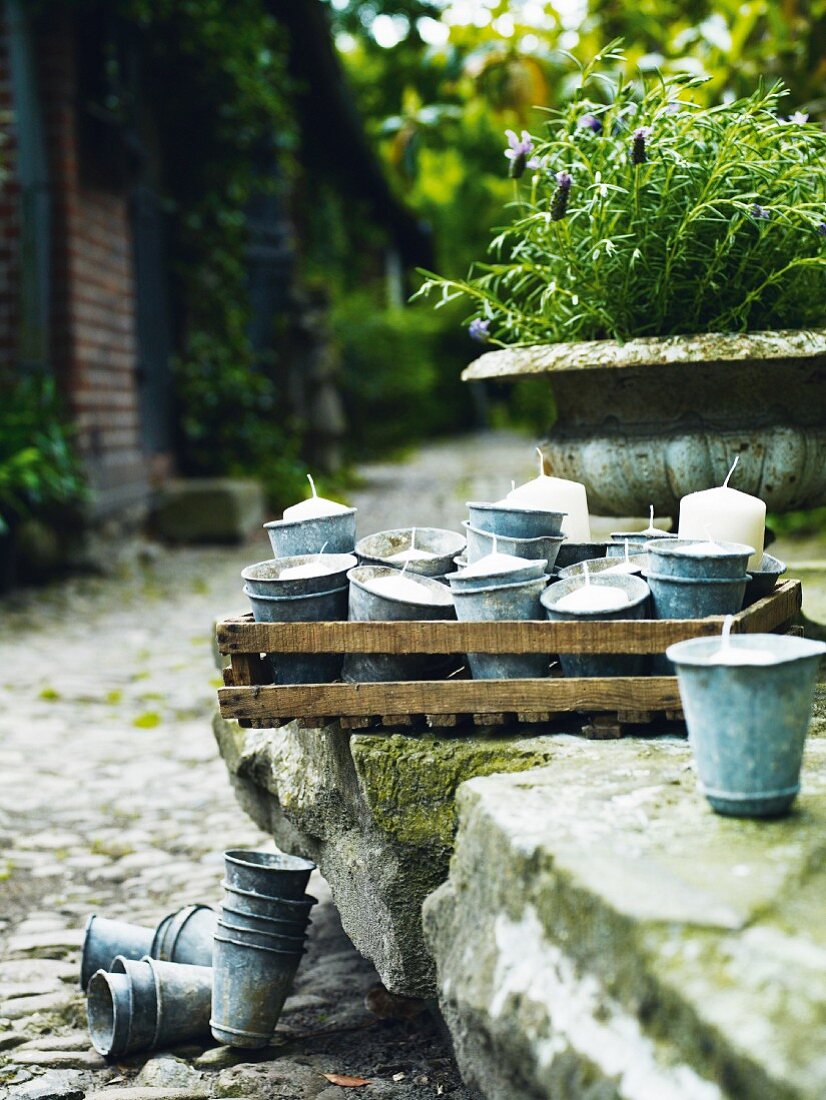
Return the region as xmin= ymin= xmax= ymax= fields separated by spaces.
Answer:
xmin=217 ymin=917 xmax=306 ymax=953
xmin=220 ymin=902 xmax=310 ymax=937
xmin=242 ymin=553 xmax=357 ymax=597
xmin=554 ymin=542 xmax=609 ymax=569
xmin=144 ymin=957 xmax=213 ymax=1049
xmin=646 ymin=572 xmax=748 ymax=621
xmin=87 ymin=970 xmax=132 ymax=1056
xmin=244 ymin=582 xmax=349 ymax=685
xmin=344 ymin=565 xmax=457 ymax=683
xmin=221 ymin=881 xmax=317 ymax=920
xmin=452 ymin=575 xmax=550 ymax=681
xmin=607 ymin=530 xmax=675 ymax=555
xmin=465 ymin=502 xmax=566 ymax=539
xmin=224 ymin=849 xmax=315 ymax=901
xmin=647 ymin=539 xmax=754 ymax=580
xmin=264 ymin=509 xmax=357 ymax=557
xmin=355 ymin=527 xmax=466 ymax=578
xmin=211 ymin=933 xmax=304 ymax=1048
xmin=462 ymin=329 xmax=826 ymax=516
xmin=462 ymin=522 xmax=564 ymax=572
xmin=155 ymin=904 xmax=216 ymax=967
xmin=80 ymin=915 xmax=154 ymax=990
xmin=667 ymin=633 xmax=826 ymax=817
xmin=744 ymin=552 xmax=787 ymax=604
xmin=557 ymin=556 xmax=643 ymax=580
xmin=110 ymin=956 xmax=157 ymax=1053
xmin=541 ymin=573 xmax=651 ymax=678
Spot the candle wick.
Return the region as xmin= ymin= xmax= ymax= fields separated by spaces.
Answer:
xmin=317 ymin=540 xmax=329 ymax=561
xmin=307 ymin=473 xmax=318 ymax=500
xmin=536 ymin=446 xmax=544 ymax=477
xmin=720 ymin=614 xmax=734 ymax=655
xmin=401 ymin=559 xmax=409 ymax=578
xmin=583 ymin=561 xmax=590 ymax=587
xmin=511 ymin=480 xmax=516 ymax=493
xmin=649 ymin=504 xmax=654 ymax=529
xmin=723 ymin=455 xmax=739 ymax=489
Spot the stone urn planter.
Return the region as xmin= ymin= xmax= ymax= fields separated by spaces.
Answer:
xmin=463 ymin=328 xmax=826 ymax=519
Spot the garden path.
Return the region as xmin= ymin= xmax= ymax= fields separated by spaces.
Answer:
xmin=0 ymin=430 xmax=533 ymax=1100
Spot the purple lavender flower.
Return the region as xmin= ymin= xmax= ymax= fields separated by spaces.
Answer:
xmin=469 ymin=318 xmax=491 ymax=343
xmin=578 ymin=113 xmax=602 ymax=133
xmin=527 ymin=154 xmax=549 ymax=171
xmin=818 ymin=223 xmax=826 ymax=237
xmin=551 ymin=170 xmax=572 ymax=222
xmin=751 ymin=204 xmax=771 ymax=220
xmin=504 ymin=129 xmax=533 ymax=179
xmin=664 ymin=102 xmax=682 ymax=116
xmin=631 ymin=126 xmax=652 ymax=165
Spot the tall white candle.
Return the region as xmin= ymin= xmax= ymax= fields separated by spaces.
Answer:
xmin=282 ymin=474 xmax=351 ymax=521
xmin=504 ymin=449 xmax=591 ymax=541
xmin=678 ymin=457 xmax=765 ymax=571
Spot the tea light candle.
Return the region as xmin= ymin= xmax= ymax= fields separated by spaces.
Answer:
xmin=387 ymin=528 xmax=438 ymax=564
xmin=556 ymin=583 xmax=629 ymax=613
xmin=504 ymin=449 xmax=591 ymax=541
xmin=678 ymin=457 xmax=765 ymax=571
xmin=282 ymin=474 xmax=351 ymax=521
xmin=707 ymin=616 xmax=778 ymax=666
xmin=460 ymin=540 xmax=534 ymax=578
xmin=363 ymin=574 xmax=440 ymax=603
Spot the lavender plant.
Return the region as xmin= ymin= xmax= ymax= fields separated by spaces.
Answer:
xmin=416 ymin=44 xmax=826 ymax=347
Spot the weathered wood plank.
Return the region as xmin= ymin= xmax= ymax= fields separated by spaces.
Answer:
xmin=218 ymin=676 xmax=683 ymax=721
xmin=215 ymin=582 xmax=799 ymax=656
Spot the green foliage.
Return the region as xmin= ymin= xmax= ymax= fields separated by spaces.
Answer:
xmin=0 ymin=377 xmax=86 ymax=534
xmin=417 ymin=46 xmax=826 ymax=345
xmin=332 ymin=292 xmax=476 ymax=456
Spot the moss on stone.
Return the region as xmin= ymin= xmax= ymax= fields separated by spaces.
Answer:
xmin=350 ymin=732 xmax=560 ymax=849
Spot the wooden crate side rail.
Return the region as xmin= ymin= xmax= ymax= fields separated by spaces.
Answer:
xmin=215 ymin=580 xmax=800 ymax=656
xmin=218 ymin=676 xmax=684 ymax=720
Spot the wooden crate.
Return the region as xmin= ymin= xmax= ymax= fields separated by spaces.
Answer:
xmin=215 ymin=579 xmax=801 ymax=735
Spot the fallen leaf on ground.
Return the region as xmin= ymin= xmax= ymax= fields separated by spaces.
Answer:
xmin=321 ymin=1073 xmax=372 ymax=1088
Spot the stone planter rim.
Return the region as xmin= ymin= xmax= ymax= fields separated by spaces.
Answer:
xmin=462 ymin=327 xmax=826 ymax=382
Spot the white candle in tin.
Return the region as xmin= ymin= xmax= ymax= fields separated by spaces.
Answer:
xmin=556 ymin=563 xmax=629 ymax=612
xmin=364 ymin=574 xmax=440 ymax=602
xmin=603 ymin=540 xmax=639 ymax=574
xmin=678 ymin=457 xmax=765 ymax=570
xmin=387 ymin=528 xmax=438 ymax=563
xmin=460 ymin=537 xmax=534 ymax=578
xmin=279 ymin=561 xmax=338 ymax=580
xmin=282 ymin=474 xmax=351 ymax=521
xmin=504 ymin=449 xmax=591 ymax=541
xmin=708 ymin=616 xmax=777 ymax=666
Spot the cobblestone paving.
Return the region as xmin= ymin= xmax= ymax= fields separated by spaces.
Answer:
xmin=0 ymin=432 xmax=535 ymax=1100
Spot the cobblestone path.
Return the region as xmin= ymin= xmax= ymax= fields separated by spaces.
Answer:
xmin=0 ymin=432 xmax=535 ymax=1100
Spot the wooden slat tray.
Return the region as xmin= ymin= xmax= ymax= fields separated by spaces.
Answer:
xmin=215 ymin=579 xmax=801 ymax=734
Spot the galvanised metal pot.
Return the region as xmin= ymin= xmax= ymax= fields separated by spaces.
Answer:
xmin=87 ymin=958 xmax=213 ymax=1056
xmin=666 ymin=633 xmax=826 ymax=817
xmin=557 ymin=556 xmax=643 ymax=580
xmin=462 ymin=521 xmax=564 ymax=573
xmin=344 ymin=565 xmax=457 ymax=683
xmin=745 ymin=552 xmax=787 ymax=604
xmin=242 ymin=554 xmax=357 ymax=598
xmin=152 ymin=905 xmax=216 ymax=967
xmin=355 ymin=528 xmax=466 ymax=579
xmin=645 ymin=571 xmax=748 ymax=621
xmin=646 ymin=538 xmax=754 ymax=580
xmin=452 ymin=575 xmax=549 ymax=680
xmin=264 ymin=509 xmax=357 ymax=558
xmin=447 ymin=560 xmax=546 ymax=592
xmin=244 ymin=583 xmax=349 ymax=685
xmin=221 ymin=881 xmax=317 ymax=921
xmin=465 ymin=502 xmax=566 ymax=539
xmin=554 ymin=542 xmax=609 ymax=570
xmin=224 ymin=850 xmax=315 ymax=901
xmin=80 ymin=915 xmax=154 ymax=990
xmin=541 ymin=574 xmax=650 ymax=678
xmin=211 ymin=933 xmax=304 ymax=1048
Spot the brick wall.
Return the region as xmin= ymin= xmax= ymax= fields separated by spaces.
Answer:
xmin=0 ymin=17 xmax=20 ymax=376
xmin=38 ymin=13 xmax=150 ymax=518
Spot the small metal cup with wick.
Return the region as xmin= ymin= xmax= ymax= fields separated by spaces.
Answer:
xmin=264 ymin=474 xmax=356 ymax=557
xmin=668 ymin=616 xmax=826 ymax=818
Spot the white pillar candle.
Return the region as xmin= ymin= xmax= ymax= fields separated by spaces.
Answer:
xmin=707 ymin=616 xmax=778 ymax=665
xmin=363 ymin=574 xmax=440 ymax=603
xmin=283 ymin=474 xmax=351 ymax=521
xmin=504 ymin=449 xmax=591 ymax=541
xmin=387 ymin=528 xmax=438 ymax=563
xmin=555 ymin=584 xmax=629 ymax=613
xmin=678 ymin=457 xmax=765 ymax=571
